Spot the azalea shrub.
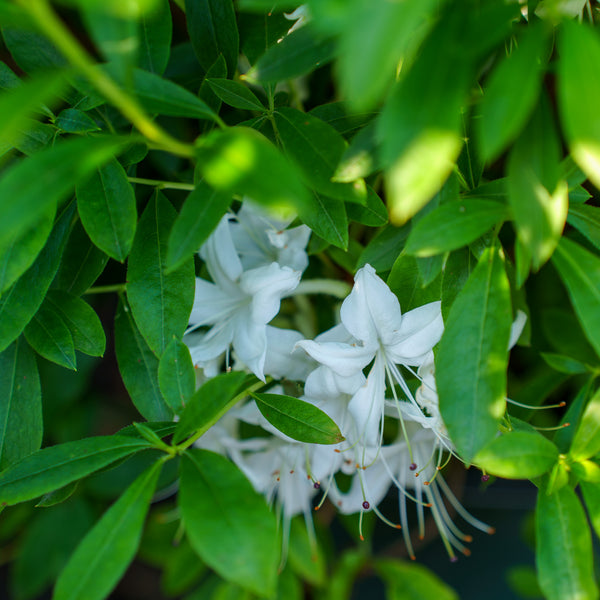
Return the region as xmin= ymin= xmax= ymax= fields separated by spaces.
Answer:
xmin=1 ymin=0 xmax=600 ymax=599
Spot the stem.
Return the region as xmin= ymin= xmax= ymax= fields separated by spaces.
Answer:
xmin=19 ymin=0 xmax=194 ymax=158
xmin=84 ymin=284 xmax=126 ymax=295
xmin=287 ymin=278 xmax=351 ymax=299
xmin=128 ymin=177 xmax=196 ymax=191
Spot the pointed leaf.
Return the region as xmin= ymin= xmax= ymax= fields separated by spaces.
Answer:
xmin=580 ymin=481 xmax=600 ymax=540
xmin=569 ymin=388 xmax=600 ymax=461
xmin=346 ymin=186 xmax=388 ymax=227
xmin=252 ymin=393 xmax=344 ymax=445
xmin=55 ymin=108 xmax=101 ymax=133
xmin=299 ymin=192 xmax=347 ymax=250
xmin=179 ymin=449 xmax=278 ymax=597
xmin=437 ymin=245 xmax=512 ymax=461
xmin=127 ymin=192 xmax=195 ymax=355
xmin=158 ymin=336 xmax=195 ymax=415
xmin=567 ymin=204 xmax=600 ymax=252
xmin=54 ymin=461 xmax=162 ymax=600
xmin=207 ymin=78 xmax=265 ymax=111
xmin=138 ymin=0 xmax=172 ymax=75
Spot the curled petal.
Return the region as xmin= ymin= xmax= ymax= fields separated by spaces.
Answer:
xmin=200 ymin=216 xmax=243 ymax=288
xmin=295 ymin=340 xmax=375 ymax=378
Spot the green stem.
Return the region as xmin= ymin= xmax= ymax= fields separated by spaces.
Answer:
xmin=84 ymin=284 xmax=127 ymax=295
xmin=128 ymin=177 xmax=196 ymax=191
xmin=287 ymin=278 xmax=351 ymax=299
xmin=19 ymin=0 xmax=194 ymax=158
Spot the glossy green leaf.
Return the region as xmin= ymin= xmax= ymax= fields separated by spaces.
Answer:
xmin=76 ymin=158 xmax=137 ymax=262
xmin=357 ymin=224 xmax=410 ymax=273
xmin=23 ymin=303 xmax=77 ymax=370
xmin=166 ymin=181 xmax=233 ymax=272
xmin=477 ymin=23 xmax=549 ymax=161
xmin=387 ymin=253 xmax=442 ymax=313
xmin=437 ymin=245 xmax=512 ymax=461
xmin=194 ymin=127 xmax=310 ymax=214
xmin=346 ymin=186 xmax=388 ymax=227
xmin=185 ymin=0 xmax=238 ymax=76
xmin=46 ymin=291 xmax=106 ymax=357
xmin=179 ymin=449 xmax=278 ymax=597
xmin=0 ymin=201 xmax=55 ymax=295
xmin=558 ymin=21 xmax=600 ymax=190
xmin=569 ymin=388 xmax=600 ymax=461
xmin=252 ymin=393 xmax=344 ymax=445
xmin=554 ymin=380 xmax=594 ymax=454
xmin=0 ymin=435 xmax=153 ymax=506
xmin=405 ymin=199 xmax=508 ymax=257
xmin=245 ymin=25 xmax=336 ymax=84
xmin=474 ymin=431 xmax=559 ymax=479
xmin=536 ymin=486 xmax=598 ymax=600
xmin=55 ymin=108 xmax=100 ymax=133
xmin=0 ymin=203 xmax=73 ymax=352
xmin=0 ymin=338 xmax=42 ymax=470
xmin=0 ymin=136 xmax=123 ymax=248
xmin=173 ymin=371 xmax=253 ymax=444
xmin=299 ymin=192 xmax=347 ymax=250
xmin=114 ymin=297 xmax=172 ymax=421
xmin=377 ymin=558 xmax=458 ymax=600
xmin=567 ymin=204 xmax=600 ymax=251
xmin=54 ymin=460 xmax=162 ymax=600
xmin=127 ymin=192 xmax=195 ymax=355
xmin=274 ymin=107 xmax=366 ymax=204
xmin=207 ymin=78 xmax=265 ymax=111
xmin=137 ymin=0 xmax=171 ymax=74
xmin=238 ymin=12 xmax=290 ymax=65
xmin=552 ymin=237 xmax=600 ymax=358
xmin=581 ymin=480 xmax=600 ymax=540
xmin=158 ymin=336 xmax=195 ymax=415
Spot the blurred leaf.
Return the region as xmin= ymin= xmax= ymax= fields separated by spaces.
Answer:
xmin=114 ymin=296 xmax=173 ymax=421
xmin=158 ymin=336 xmax=195 ymax=415
xmin=552 ymin=237 xmax=600 ymax=358
xmin=166 ymin=181 xmax=233 ymax=272
xmin=180 ymin=449 xmax=278 ymax=597
xmin=138 ymin=0 xmax=172 ymax=74
xmin=437 ymin=244 xmax=512 ymax=461
xmin=569 ymin=388 xmax=600 ymax=461
xmin=207 ymin=78 xmax=265 ymax=111
xmin=252 ymin=393 xmax=344 ymax=444
xmin=324 ymin=550 xmax=367 ymax=600
xmin=55 ymin=109 xmax=100 ymax=133
xmin=76 ymin=158 xmax=137 ymax=262
xmin=287 ymin=518 xmax=325 ymax=586
xmin=127 ymin=192 xmax=195 ymax=355
xmin=36 ymin=481 xmax=79 ymax=508
xmin=567 ymin=204 xmax=600 ymax=252
xmin=536 ymin=486 xmax=598 ymax=600
xmin=0 ymin=435 xmax=153 ymax=506
xmin=474 ymin=431 xmax=559 ymax=479
xmin=387 ymin=253 xmax=442 ymax=313
xmin=540 ymin=353 xmax=589 ymax=375
xmin=0 ymin=338 xmax=42 ymax=470
xmin=161 ymin=536 xmax=206 ymax=596
xmin=2 ymin=28 xmax=67 ymax=75
xmin=53 ymin=460 xmax=162 ymax=600
xmin=506 ymin=565 xmax=544 ymax=599
xmin=185 ymin=0 xmax=238 ymax=76
xmin=358 ymin=224 xmax=410 ymax=273
xmin=580 ymin=480 xmax=600 ymax=540
xmin=58 ymin=0 xmax=162 ymax=18
xmin=334 ymin=123 xmax=381 ymax=183
xmin=554 ymin=380 xmax=594 ymax=453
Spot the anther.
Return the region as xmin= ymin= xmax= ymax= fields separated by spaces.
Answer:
xmin=409 ymin=462 xmax=417 ymax=471
xmin=464 ymin=535 xmax=473 ymax=543
xmin=481 ymin=474 xmax=490 ymax=482
xmin=424 ymin=481 xmax=430 ymax=486
xmin=362 ymin=501 xmax=370 ymax=510
xmin=450 ymin=556 xmax=459 ymax=563
xmin=487 ymin=527 xmax=496 ymax=535
xmin=313 ymin=481 xmax=321 ymax=489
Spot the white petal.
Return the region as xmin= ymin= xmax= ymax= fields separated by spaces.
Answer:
xmin=189 ymin=278 xmax=241 ymax=326
xmin=508 ymin=310 xmax=527 ymax=349
xmin=232 ymin=311 xmax=268 ymax=380
xmin=264 ymin=326 xmax=314 ymax=381
xmin=185 ymin=322 xmax=233 ymax=364
xmin=295 ymin=340 xmax=374 ymax=377
xmin=304 ymin=365 xmax=365 ymax=399
xmin=200 ymin=215 xmax=243 ymax=287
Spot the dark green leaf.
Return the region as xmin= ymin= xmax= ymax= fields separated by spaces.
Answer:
xmin=0 ymin=338 xmax=42 ymax=469
xmin=53 ymin=461 xmax=162 ymax=600
xmin=173 ymin=371 xmax=253 ymax=444
xmin=114 ymin=296 xmax=173 ymax=421
xmin=238 ymin=12 xmax=290 ymax=66
xmin=0 ymin=435 xmax=153 ymax=506
xmin=554 ymin=380 xmax=594 ymax=453
xmin=158 ymin=336 xmax=195 ymax=414
xmin=179 ymin=449 xmax=278 ymax=597
xmin=299 ymin=192 xmax=347 ymax=250
xmin=166 ymin=181 xmax=233 ymax=272
xmin=357 ymin=224 xmax=410 ymax=273
xmin=540 ymin=353 xmax=589 ymax=375
xmin=207 ymin=78 xmax=265 ymax=111
xmin=55 ymin=108 xmax=101 ymax=133
xmin=346 ymin=187 xmax=388 ymax=227
xmin=536 ymin=486 xmax=598 ymax=600
xmin=387 ymin=253 xmax=442 ymax=313
xmin=334 ymin=123 xmax=381 ymax=183
xmin=569 ymin=388 xmax=600 ymax=461
xmin=405 ymin=199 xmax=508 ymax=257
xmin=2 ymin=28 xmax=67 ymax=74
xmin=581 ymin=481 xmax=600 ymax=540
xmin=552 ymin=237 xmax=600 ymax=358
xmin=437 ymin=245 xmax=512 ymax=461
xmin=252 ymin=393 xmax=344 ymax=445
xmin=76 ymin=158 xmax=137 ymax=262
xmin=138 ymin=0 xmax=172 ymax=75
xmin=288 ymin=518 xmax=326 ymax=586
xmin=127 ymin=192 xmax=195 ymax=355
xmin=36 ymin=481 xmax=79 ymax=507
xmin=441 ymin=248 xmax=474 ymax=320
xmin=567 ymin=204 xmax=600 ymax=252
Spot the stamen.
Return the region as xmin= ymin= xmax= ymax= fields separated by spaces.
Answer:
xmin=372 ymin=504 xmax=402 ymax=529
xmin=534 ymin=423 xmax=570 ymax=431
xmin=507 ymin=398 xmax=566 ymax=410
xmin=384 ymin=361 xmax=416 ymax=464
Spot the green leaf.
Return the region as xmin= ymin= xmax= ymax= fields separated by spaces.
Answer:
xmin=185 ymin=0 xmax=238 ymax=76
xmin=437 ymin=245 xmax=512 ymax=461
xmin=357 ymin=224 xmax=410 ymax=273
xmin=474 ymin=431 xmax=559 ymax=479
xmin=346 ymin=186 xmax=388 ymax=227
xmin=0 ymin=200 xmax=55 ymax=295
xmin=179 ymin=449 xmax=278 ymax=597
xmin=23 ymin=303 xmax=77 ymax=370
xmin=299 ymin=192 xmax=348 ymax=250
xmin=376 ymin=558 xmax=458 ymax=600
xmin=569 ymin=388 xmax=600 ymax=461
xmin=580 ymin=480 xmax=600 ymax=540
xmin=76 ymin=158 xmax=137 ymax=262
xmin=477 ymin=22 xmax=549 ymax=161
xmin=288 ymin=518 xmax=325 ymax=586
xmin=127 ymin=192 xmax=195 ymax=355
xmin=245 ymin=25 xmax=336 ymax=84
xmin=274 ymin=107 xmax=366 ymax=205
xmin=540 ymin=352 xmax=589 ymax=375
xmin=138 ymin=0 xmax=172 ymax=74
xmin=251 ymin=393 xmax=344 ymax=445
xmin=405 ymin=199 xmax=508 ymax=257
xmin=387 ymin=253 xmax=442 ymax=313
xmin=173 ymin=371 xmax=253 ymax=444
xmin=0 ymin=136 xmax=123 ymax=248
xmin=158 ymin=336 xmax=195 ymax=414
xmin=0 ymin=435 xmax=153 ymax=506
xmin=554 ymin=380 xmax=594 ymax=454
xmin=165 ymin=181 xmax=233 ymax=272
xmin=567 ymin=204 xmax=600 ymax=252
xmin=552 ymin=237 xmax=600 ymax=358
xmin=207 ymin=78 xmax=265 ymax=111
xmin=53 ymin=460 xmax=162 ymax=600
xmin=46 ymin=291 xmax=106 ymax=357
xmin=194 ymin=126 xmax=310 ymax=215
xmin=558 ymin=21 xmax=600 ymax=191
xmin=55 ymin=108 xmax=101 ymax=133
xmin=334 ymin=123 xmax=381 ymax=183
xmin=536 ymin=486 xmax=598 ymax=600
xmin=36 ymin=481 xmax=79 ymax=507
xmin=114 ymin=296 xmax=172 ymax=421
xmin=0 ymin=203 xmax=73 ymax=352
xmin=0 ymin=338 xmax=42 ymax=470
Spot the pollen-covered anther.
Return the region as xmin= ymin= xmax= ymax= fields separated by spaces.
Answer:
xmin=487 ymin=527 xmax=496 ymax=535
xmin=409 ymin=462 xmax=417 ymax=471
xmin=362 ymin=501 xmax=370 ymax=510
xmin=424 ymin=481 xmax=430 ymax=486
xmin=334 ymin=449 xmax=341 ymax=453
xmin=313 ymin=481 xmax=321 ymax=489
xmin=464 ymin=535 xmax=473 ymax=543
xmin=290 ymin=470 xmax=294 ymax=474
xmin=462 ymin=548 xmax=472 ymax=557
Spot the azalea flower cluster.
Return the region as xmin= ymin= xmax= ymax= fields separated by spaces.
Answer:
xmin=185 ymin=203 xmax=493 ymax=562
